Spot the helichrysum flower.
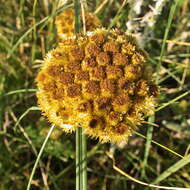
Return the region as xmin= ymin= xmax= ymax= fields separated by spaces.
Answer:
xmin=55 ymin=8 xmax=101 ymax=40
xmin=36 ymin=28 xmax=158 ymax=143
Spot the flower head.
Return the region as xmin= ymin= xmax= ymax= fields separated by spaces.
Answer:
xmin=55 ymin=8 xmax=101 ymax=39
xmin=36 ymin=28 xmax=158 ymax=143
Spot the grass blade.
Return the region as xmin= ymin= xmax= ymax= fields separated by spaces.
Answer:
xmin=135 ymin=131 xmax=183 ymax=159
xmin=26 ymin=125 xmax=55 ymax=190
xmin=156 ymin=89 xmax=190 ymax=112
xmin=156 ymin=0 xmax=180 ymax=81
xmin=141 ymin=115 xmax=155 ymax=178
xmin=14 ymin=106 xmax=40 ymax=129
xmin=153 ymin=154 xmax=190 ymax=184
xmin=4 ymin=89 xmax=37 ymax=96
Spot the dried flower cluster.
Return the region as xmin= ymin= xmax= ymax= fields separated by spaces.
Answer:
xmin=55 ymin=8 xmax=101 ymax=40
xmin=36 ymin=23 xmax=158 ymax=143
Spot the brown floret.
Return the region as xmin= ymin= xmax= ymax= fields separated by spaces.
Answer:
xmin=52 ymin=52 xmax=63 ymax=59
xmin=124 ymin=64 xmax=142 ymax=81
xmin=101 ymin=79 xmax=116 ymax=92
xmin=122 ymin=43 xmax=135 ymax=55
xmin=118 ymin=78 xmax=129 ymax=89
xmin=149 ymin=84 xmax=159 ymax=97
xmin=76 ymin=71 xmax=89 ymax=81
xmin=67 ymin=84 xmax=82 ymax=97
xmin=136 ymin=80 xmax=149 ymax=96
xmin=57 ymin=109 xmax=70 ymax=120
xmin=113 ymin=29 xmax=124 ymax=36
xmin=89 ymin=118 xmax=99 ymax=128
xmin=103 ymin=42 xmax=119 ymax=53
xmin=118 ymin=78 xmax=135 ymax=95
xmin=85 ymin=81 xmax=100 ymax=94
xmin=90 ymin=33 xmax=105 ymax=45
xmin=113 ymin=53 xmax=129 ymax=66
xmin=70 ymin=47 xmax=84 ymax=61
xmin=69 ymin=28 xmax=75 ymax=33
xmin=37 ymin=72 xmax=46 ymax=82
xmin=67 ymin=17 xmax=73 ymax=25
xmin=113 ymin=94 xmax=131 ymax=106
xmin=61 ymin=28 xmax=69 ymax=34
xmin=106 ymin=65 xmax=123 ymax=79
xmin=134 ymin=96 xmax=144 ymax=104
xmin=52 ymin=88 xmax=64 ymax=99
xmin=131 ymin=53 xmax=145 ymax=65
xmin=59 ymin=72 xmax=74 ymax=85
xmin=61 ymin=38 xmax=76 ymax=46
xmin=43 ymin=81 xmax=56 ymax=91
xmin=64 ymin=9 xmax=73 ymax=17
xmin=127 ymin=108 xmax=137 ymax=118
xmin=109 ymin=111 xmax=120 ymax=121
xmin=78 ymin=101 xmax=93 ymax=112
xmin=85 ymin=43 xmax=101 ymax=57
xmin=47 ymin=65 xmax=64 ymax=77
xmin=85 ymin=57 xmax=97 ymax=68
xmin=96 ymin=97 xmax=111 ymax=110
xmin=115 ymin=123 xmax=128 ymax=134
xmin=91 ymin=66 xmax=106 ymax=80
xmin=67 ymin=61 xmax=81 ymax=72
xmin=96 ymin=52 xmax=110 ymax=66
xmin=85 ymin=13 xmax=101 ymax=30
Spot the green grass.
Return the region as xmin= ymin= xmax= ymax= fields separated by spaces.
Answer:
xmin=0 ymin=0 xmax=190 ymax=189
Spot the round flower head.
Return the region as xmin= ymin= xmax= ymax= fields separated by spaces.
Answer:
xmin=55 ymin=8 xmax=101 ymax=40
xmin=36 ymin=28 xmax=158 ymax=143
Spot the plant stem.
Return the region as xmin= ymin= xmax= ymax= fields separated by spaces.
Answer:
xmin=76 ymin=128 xmax=87 ymax=190
xmin=74 ymin=0 xmax=81 ymax=33
xmin=141 ymin=115 xmax=155 ymax=178
xmin=74 ymin=0 xmax=87 ymax=190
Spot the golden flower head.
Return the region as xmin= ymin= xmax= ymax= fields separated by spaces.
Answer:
xmin=36 ymin=28 xmax=158 ymax=143
xmin=55 ymin=8 xmax=101 ymax=40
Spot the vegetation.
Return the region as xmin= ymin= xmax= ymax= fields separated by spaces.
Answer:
xmin=0 ymin=0 xmax=190 ymax=189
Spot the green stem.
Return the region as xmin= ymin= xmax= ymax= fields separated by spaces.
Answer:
xmin=76 ymin=128 xmax=87 ymax=190
xmin=74 ymin=0 xmax=87 ymax=190
xmin=141 ymin=115 xmax=155 ymax=178
xmin=74 ymin=0 xmax=81 ymax=33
